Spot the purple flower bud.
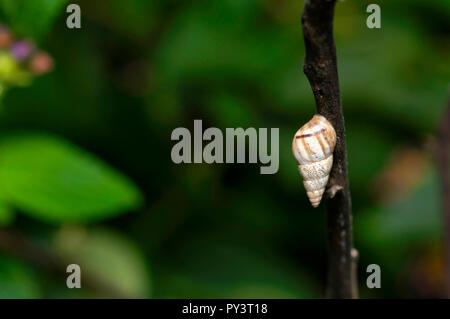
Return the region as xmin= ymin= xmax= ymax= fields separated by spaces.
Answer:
xmin=11 ymin=40 xmax=34 ymax=62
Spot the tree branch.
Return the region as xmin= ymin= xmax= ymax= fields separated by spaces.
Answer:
xmin=301 ymin=0 xmax=357 ymax=298
xmin=435 ymin=98 xmax=450 ymax=298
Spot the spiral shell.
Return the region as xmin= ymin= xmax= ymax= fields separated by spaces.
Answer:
xmin=292 ymin=115 xmax=337 ymax=207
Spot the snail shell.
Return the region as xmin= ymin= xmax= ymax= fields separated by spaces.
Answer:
xmin=292 ymin=115 xmax=337 ymax=207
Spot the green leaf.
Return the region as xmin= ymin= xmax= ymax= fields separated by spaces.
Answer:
xmin=0 ymin=133 xmax=143 ymax=223
xmin=0 ymin=0 xmax=69 ymax=40
xmin=54 ymin=227 xmax=151 ymax=298
xmin=0 ymin=256 xmax=41 ymax=298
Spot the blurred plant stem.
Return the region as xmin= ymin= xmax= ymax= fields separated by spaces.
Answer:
xmin=435 ymin=97 xmax=450 ymax=298
xmin=0 ymin=228 xmax=128 ymax=298
xmin=301 ymin=0 xmax=357 ymax=298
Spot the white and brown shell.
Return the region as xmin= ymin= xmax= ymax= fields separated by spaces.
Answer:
xmin=292 ymin=115 xmax=337 ymax=207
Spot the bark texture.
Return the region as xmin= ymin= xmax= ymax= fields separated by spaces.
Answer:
xmin=301 ymin=0 xmax=357 ymax=298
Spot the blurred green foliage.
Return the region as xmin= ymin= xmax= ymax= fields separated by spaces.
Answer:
xmin=0 ymin=0 xmax=69 ymax=41
xmin=54 ymin=227 xmax=151 ymax=298
xmin=0 ymin=0 xmax=448 ymax=298
xmin=0 ymin=256 xmax=40 ymax=298
xmin=0 ymin=134 xmax=142 ymax=223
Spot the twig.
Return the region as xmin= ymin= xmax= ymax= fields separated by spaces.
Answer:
xmin=301 ymin=0 xmax=357 ymax=298
xmin=435 ymin=98 xmax=450 ymax=298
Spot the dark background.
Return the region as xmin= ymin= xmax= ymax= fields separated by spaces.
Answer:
xmin=0 ymin=0 xmax=449 ymax=298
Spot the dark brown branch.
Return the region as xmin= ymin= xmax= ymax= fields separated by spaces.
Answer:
xmin=301 ymin=0 xmax=357 ymax=298
xmin=435 ymin=98 xmax=450 ymax=298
